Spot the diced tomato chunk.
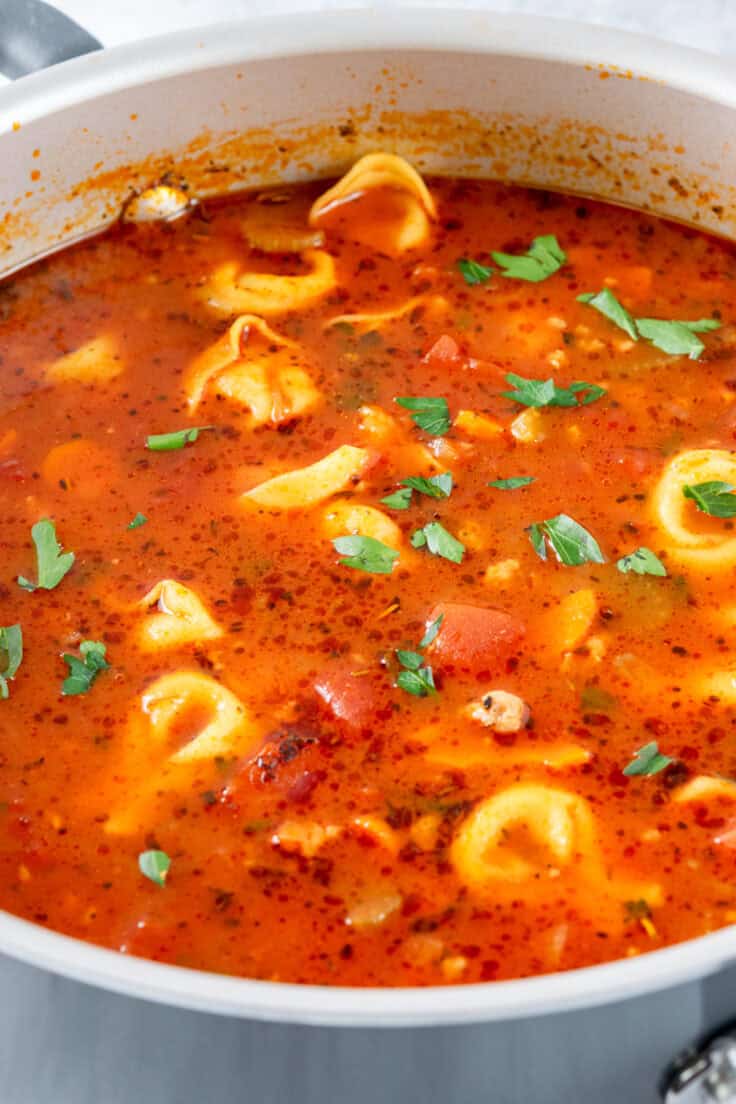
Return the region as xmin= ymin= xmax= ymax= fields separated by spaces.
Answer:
xmin=427 ymin=602 xmax=525 ymax=673
xmin=314 ymin=661 xmax=388 ymax=731
xmin=423 ymin=334 xmax=461 ymax=365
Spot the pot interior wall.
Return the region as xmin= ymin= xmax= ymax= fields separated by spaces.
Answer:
xmin=0 ymin=46 xmax=735 ymax=276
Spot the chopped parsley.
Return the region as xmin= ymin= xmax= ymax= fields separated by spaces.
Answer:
xmin=488 ymin=476 xmax=535 ymax=491
xmin=457 ymin=257 xmax=493 ymax=285
xmin=528 ymin=513 xmax=605 ymax=566
xmin=0 ymin=624 xmax=23 ymax=700
xmin=17 ymin=519 xmax=75 ymax=592
xmin=635 ymin=318 xmax=720 ymax=360
xmin=333 ymin=535 xmax=399 ymax=575
xmin=577 ymin=288 xmax=638 ymax=340
xmin=492 ymin=234 xmax=566 ymax=283
xmin=616 ymin=547 xmax=667 ymax=577
xmin=127 ymin=512 xmax=148 ymax=530
xmin=383 ymin=472 xmax=454 ymax=510
xmin=61 ymin=640 xmax=109 ymax=696
xmin=146 ymin=426 xmax=212 ymax=451
xmin=622 ymin=741 xmax=673 ymax=777
xmin=395 ymin=396 xmax=451 ymax=436
xmin=578 ymin=289 xmax=720 ymax=359
xmin=503 ymin=373 xmax=606 ymax=408
xmin=138 ymin=849 xmax=170 ymax=887
xmin=411 ymin=521 xmax=465 ymax=564
xmin=682 ymin=480 xmax=736 ymax=518
xmin=395 ymin=616 xmax=443 ymax=697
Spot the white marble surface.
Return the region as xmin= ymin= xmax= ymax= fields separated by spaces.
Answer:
xmin=3 ymin=2 xmax=736 ymax=1102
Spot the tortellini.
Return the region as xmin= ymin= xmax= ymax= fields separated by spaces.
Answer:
xmin=653 ymin=448 xmax=736 ymax=567
xmin=309 ymin=152 xmax=437 ymax=254
xmin=186 ymin=314 xmax=320 ymax=424
xmin=105 ymin=671 xmax=260 ymax=833
xmin=202 ymin=249 xmax=336 ymax=316
xmin=135 ymin=579 xmax=222 ymax=650
xmin=322 ymin=501 xmax=402 ymax=551
xmin=242 ymin=444 xmax=372 ymax=510
xmin=45 ymin=334 xmax=123 ymax=383
xmin=451 ymin=783 xmax=661 ymax=909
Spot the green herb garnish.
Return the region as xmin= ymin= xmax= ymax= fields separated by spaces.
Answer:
xmin=418 ymin=614 xmax=444 ymax=649
xmin=395 ymin=616 xmax=443 ymax=698
xmin=146 ymin=426 xmax=211 ymax=451
xmin=635 ymin=318 xmax=720 ymax=360
xmin=528 ymin=513 xmax=605 ymax=566
xmin=61 ymin=640 xmax=109 ymax=696
xmin=578 ymin=289 xmax=721 ymax=359
xmin=622 ymin=741 xmax=673 ymax=777
xmin=395 ymin=396 xmax=451 ymax=436
xmin=403 ymin=473 xmax=453 ymax=499
xmin=17 ymin=519 xmax=75 ymax=592
xmin=491 ymin=234 xmax=566 ymax=283
xmin=577 ymin=288 xmax=638 ymax=340
xmin=410 ymin=521 xmax=465 ymax=564
xmin=488 ymin=476 xmax=535 ymax=491
xmin=503 ymin=373 xmax=606 ymax=408
xmin=616 ymin=547 xmax=667 ymax=577
xmin=457 ymin=257 xmax=493 ymax=285
xmin=333 ymin=535 xmax=399 ymax=575
xmin=380 ymin=488 xmax=413 ymax=510
xmin=0 ymin=624 xmax=23 ymax=700
xmin=682 ymin=480 xmax=736 ymax=518
xmin=127 ymin=512 xmax=148 ymax=530
xmin=138 ymin=849 xmax=171 ymax=887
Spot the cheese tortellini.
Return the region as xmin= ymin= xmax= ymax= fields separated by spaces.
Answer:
xmin=653 ymin=448 xmax=736 ymax=567
xmin=202 ymin=249 xmax=336 ymax=316
xmin=136 ymin=579 xmax=222 ymax=650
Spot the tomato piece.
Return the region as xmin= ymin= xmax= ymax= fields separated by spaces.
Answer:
xmin=427 ymin=602 xmax=525 ymax=674
xmin=314 ymin=661 xmax=389 ymax=731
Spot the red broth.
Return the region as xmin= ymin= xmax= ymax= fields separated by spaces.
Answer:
xmin=0 ymin=165 xmax=735 ymax=986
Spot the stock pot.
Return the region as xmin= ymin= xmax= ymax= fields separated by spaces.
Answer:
xmin=3 ymin=3 xmax=736 ymax=1097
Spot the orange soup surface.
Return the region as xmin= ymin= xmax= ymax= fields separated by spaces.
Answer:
xmin=1 ymin=159 xmax=736 ymax=986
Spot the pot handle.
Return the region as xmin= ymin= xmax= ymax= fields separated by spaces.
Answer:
xmin=661 ymin=1020 xmax=736 ymax=1101
xmin=0 ymin=0 xmax=102 ymax=80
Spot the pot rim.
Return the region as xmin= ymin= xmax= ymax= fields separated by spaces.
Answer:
xmin=2 ymin=7 xmax=736 ymax=1025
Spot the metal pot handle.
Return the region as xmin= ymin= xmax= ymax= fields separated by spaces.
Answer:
xmin=0 ymin=0 xmax=102 ymax=80
xmin=662 ymin=1022 xmax=736 ymax=1102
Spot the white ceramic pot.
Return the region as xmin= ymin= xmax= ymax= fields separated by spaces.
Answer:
xmin=1 ymin=5 xmax=736 ymax=1032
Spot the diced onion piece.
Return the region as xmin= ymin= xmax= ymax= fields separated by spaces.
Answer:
xmin=242 ymin=444 xmax=372 ymax=510
xmin=510 ymin=408 xmax=546 ymax=444
xmin=272 ymin=820 xmax=340 ymax=857
xmin=345 ymin=891 xmax=402 ymax=928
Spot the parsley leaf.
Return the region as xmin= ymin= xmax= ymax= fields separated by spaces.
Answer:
xmin=382 ymin=473 xmax=453 ymax=510
xmin=146 ymin=426 xmax=211 ymax=451
xmin=403 ymin=473 xmax=453 ymax=499
xmin=528 ymin=513 xmax=605 ymax=566
xmin=635 ymin=318 xmax=720 ymax=360
xmin=380 ymin=488 xmax=413 ymax=510
xmin=616 ymin=547 xmax=667 ymax=577
xmin=488 ymin=476 xmax=535 ymax=491
xmin=418 ymin=614 xmax=444 ymax=649
xmin=397 ymin=666 xmax=436 ymax=697
xmin=395 ymin=396 xmax=451 ymax=436
xmin=61 ymin=640 xmax=109 ymax=696
xmin=17 ymin=519 xmax=75 ymax=592
xmin=138 ymin=849 xmax=170 ymax=887
xmin=127 ymin=512 xmax=148 ymax=530
xmin=333 ymin=535 xmax=399 ymax=574
xmin=622 ymin=741 xmax=673 ymax=777
xmin=457 ymin=257 xmax=493 ymax=285
xmin=577 ymin=288 xmax=638 ymax=340
xmin=503 ymin=373 xmax=606 ymax=408
xmin=683 ymin=480 xmax=736 ymax=518
xmin=491 ymin=234 xmax=566 ymax=282
xmin=0 ymin=624 xmax=23 ymax=701
xmin=410 ymin=521 xmax=465 ymax=564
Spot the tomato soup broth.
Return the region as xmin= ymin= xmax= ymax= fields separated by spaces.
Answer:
xmin=0 ymin=156 xmax=735 ymax=986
